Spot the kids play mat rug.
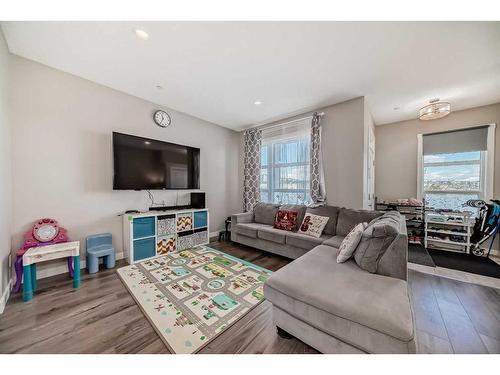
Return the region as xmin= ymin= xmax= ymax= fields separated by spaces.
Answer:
xmin=117 ymin=246 xmax=273 ymax=353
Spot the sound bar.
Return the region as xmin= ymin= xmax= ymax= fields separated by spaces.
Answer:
xmin=149 ymin=205 xmax=194 ymax=212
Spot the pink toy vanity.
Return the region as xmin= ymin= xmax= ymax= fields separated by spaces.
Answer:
xmin=13 ymin=218 xmax=77 ymax=294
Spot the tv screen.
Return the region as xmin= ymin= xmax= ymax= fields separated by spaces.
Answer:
xmin=113 ymin=132 xmax=200 ymax=190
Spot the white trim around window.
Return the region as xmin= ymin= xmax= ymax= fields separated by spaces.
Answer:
xmin=417 ymin=133 xmax=424 ymax=200
xmin=485 ymin=123 xmax=496 ymax=200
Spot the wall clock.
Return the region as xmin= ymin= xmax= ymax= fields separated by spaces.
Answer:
xmin=153 ymin=110 xmax=172 ymax=128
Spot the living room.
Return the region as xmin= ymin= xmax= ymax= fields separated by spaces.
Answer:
xmin=1 ymin=1 xmax=500 ymax=373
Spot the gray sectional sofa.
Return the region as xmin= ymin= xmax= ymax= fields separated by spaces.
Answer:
xmin=231 ymin=203 xmax=416 ymax=354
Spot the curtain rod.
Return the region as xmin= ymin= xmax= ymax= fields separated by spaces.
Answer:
xmin=252 ymin=112 xmax=325 ymax=132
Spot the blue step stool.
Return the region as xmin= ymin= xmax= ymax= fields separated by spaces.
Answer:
xmin=86 ymin=233 xmax=115 ymax=274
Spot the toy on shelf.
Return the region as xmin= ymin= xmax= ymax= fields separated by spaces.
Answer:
xmin=13 ymin=218 xmax=75 ymax=293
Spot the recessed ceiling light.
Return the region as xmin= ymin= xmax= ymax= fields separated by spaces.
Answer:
xmin=254 ymin=100 xmax=263 ymax=106
xmin=135 ymin=29 xmax=149 ymax=40
xmin=156 ymin=85 xmax=163 ymax=90
xmin=393 ymin=107 xmax=400 ymax=111
xmin=144 ymin=141 xmax=151 ymax=145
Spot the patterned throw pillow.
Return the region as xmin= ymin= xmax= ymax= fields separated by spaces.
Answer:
xmin=273 ymin=210 xmax=299 ymax=231
xmin=337 ymin=222 xmax=367 ymax=263
xmin=298 ymin=213 xmax=330 ymax=238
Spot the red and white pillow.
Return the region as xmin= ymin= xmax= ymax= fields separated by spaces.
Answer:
xmin=273 ymin=210 xmax=299 ymax=231
xmin=297 ymin=213 xmax=330 ymax=238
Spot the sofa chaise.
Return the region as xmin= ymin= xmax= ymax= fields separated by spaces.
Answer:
xmin=231 ymin=203 xmax=416 ymax=354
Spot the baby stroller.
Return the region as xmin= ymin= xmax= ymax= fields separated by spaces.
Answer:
xmin=465 ymin=199 xmax=500 ymax=257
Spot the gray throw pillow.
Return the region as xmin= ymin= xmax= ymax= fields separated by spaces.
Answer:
xmin=353 ymin=215 xmax=399 ymax=273
xmin=253 ymin=203 xmax=280 ymax=225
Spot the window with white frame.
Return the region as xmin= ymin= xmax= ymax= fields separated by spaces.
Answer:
xmin=260 ymin=120 xmax=311 ymax=205
xmin=423 ymin=151 xmax=484 ymax=213
xmin=420 ymin=125 xmax=494 ymax=215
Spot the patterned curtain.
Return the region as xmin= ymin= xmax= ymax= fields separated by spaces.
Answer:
xmin=310 ymin=112 xmax=326 ymax=204
xmin=243 ymin=128 xmax=262 ymax=212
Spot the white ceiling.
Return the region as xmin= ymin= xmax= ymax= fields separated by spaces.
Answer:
xmin=2 ymin=21 xmax=500 ymax=130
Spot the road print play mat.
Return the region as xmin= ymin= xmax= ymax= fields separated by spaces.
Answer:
xmin=117 ymin=246 xmax=272 ymax=353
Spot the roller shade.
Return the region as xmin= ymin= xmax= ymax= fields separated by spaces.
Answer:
xmin=423 ymin=126 xmax=488 ymax=155
xmin=261 ymin=118 xmax=310 ymax=142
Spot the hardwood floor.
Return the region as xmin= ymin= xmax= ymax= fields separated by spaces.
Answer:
xmin=0 ymin=240 xmax=499 ymax=354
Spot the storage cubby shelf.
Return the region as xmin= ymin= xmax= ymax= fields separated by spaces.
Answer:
xmin=375 ymin=198 xmax=425 ymax=246
xmin=424 ymin=211 xmax=473 ymax=254
xmin=123 ymin=208 xmax=209 ymax=264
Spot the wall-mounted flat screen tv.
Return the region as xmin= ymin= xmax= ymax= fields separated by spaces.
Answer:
xmin=113 ymin=132 xmax=200 ymax=190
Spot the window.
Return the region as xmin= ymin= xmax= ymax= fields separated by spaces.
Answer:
xmin=418 ymin=125 xmax=495 ymax=216
xmin=260 ymin=123 xmax=311 ymax=205
xmin=423 ymin=151 xmax=484 ymax=214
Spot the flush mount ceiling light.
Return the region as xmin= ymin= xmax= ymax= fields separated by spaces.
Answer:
xmin=419 ymin=98 xmax=451 ymax=121
xmin=135 ymin=29 xmax=149 ymax=40
xmin=254 ymin=100 xmax=263 ymax=106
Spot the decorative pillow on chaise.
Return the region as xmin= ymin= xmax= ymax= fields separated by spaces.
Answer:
xmin=273 ymin=210 xmax=299 ymax=231
xmin=337 ymin=222 xmax=367 ymax=263
xmin=298 ymin=213 xmax=330 ymax=238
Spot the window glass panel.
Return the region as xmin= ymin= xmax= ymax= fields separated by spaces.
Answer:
xmin=422 ymin=150 xmax=484 ymax=217
xmin=425 ymin=192 xmax=479 ymax=214
xmin=260 ymin=191 xmax=269 ymax=203
xmin=424 ymin=164 xmax=480 ymax=191
xmin=259 ymin=130 xmax=311 ymax=205
xmin=261 ymin=144 xmax=269 ymax=166
xmin=272 ymin=191 xmax=310 ymax=205
xmin=273 ymin=165 xmax=309 ymax=190
xmin=260 ymin=167 xmax=268 ymax=190
xmin=273 ymin=139 xmax=309 ymax=164
xmin=424 ymin=151 xmax=481 ymax=164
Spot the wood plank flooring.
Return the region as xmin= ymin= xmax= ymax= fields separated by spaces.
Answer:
xmin=1 ymin=240 xmax=499 ymax=354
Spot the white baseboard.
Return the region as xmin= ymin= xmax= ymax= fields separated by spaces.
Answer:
xmin=0 ymin=279 xmax=12 ymax=314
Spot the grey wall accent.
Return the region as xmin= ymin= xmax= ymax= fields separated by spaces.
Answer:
xmin=8 ymin=54 xmax=241 ymax=279
xmin=375 ymin=102 xmax=500 ymax=251
xmin=243 ymin=97 xmax=368 ymax=210
xmin=0 ymin=29 xmax=12 ymax=306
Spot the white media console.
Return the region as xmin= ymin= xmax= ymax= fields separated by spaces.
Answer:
xmin=123 ymin=208 xmax=209 ymax=264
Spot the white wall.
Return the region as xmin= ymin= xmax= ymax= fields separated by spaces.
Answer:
xmin=9 ymin=54 xmax=241 ymax=279
xmin=0 ymin=30 xmax=12 ymax=308
xmin=246 ymin=97 xmax=367 ymax=209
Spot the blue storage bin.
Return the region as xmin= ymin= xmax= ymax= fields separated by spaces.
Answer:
xmin=133 ymin=216 xmax=155 ymax=239
xmin=194 ymin=211 xmax=208 ymax=229
xmin=133 ymin=237 xmax=156 ymax=261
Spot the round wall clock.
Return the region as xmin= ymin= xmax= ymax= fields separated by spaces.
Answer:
xmin=33 ymin=218 xmax=60 ymax=242
xmin=153 ymin=110 xmax=172 ymax=128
